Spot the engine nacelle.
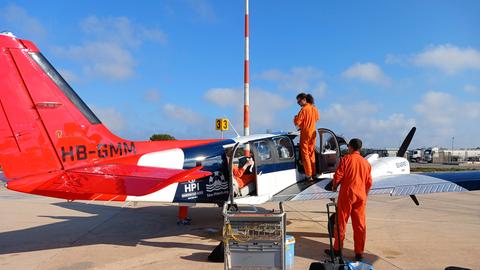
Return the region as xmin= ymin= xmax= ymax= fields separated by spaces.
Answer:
xmin=366 ymin=154 xmax=410 ymax=178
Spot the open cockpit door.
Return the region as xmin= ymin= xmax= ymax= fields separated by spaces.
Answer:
xmin=227 ymin=142 xmax=258 ymax=199
xmin=316 ymin=128 xmax=341 ymax=175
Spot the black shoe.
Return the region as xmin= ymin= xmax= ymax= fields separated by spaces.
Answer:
xmin=324 ymin=249 xmax=340 ymax=257
xmin=177 ymin=219 xmax=191 ymax=225
xmin=355 ymin=253 xmax=363 ymax=262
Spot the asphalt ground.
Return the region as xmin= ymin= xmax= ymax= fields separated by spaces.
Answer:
xmin=0 ymin=184 xmax=479 ymax=270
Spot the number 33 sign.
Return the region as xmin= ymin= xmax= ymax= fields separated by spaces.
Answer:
xmin=215 ymin=118 xmax=229 ymax=131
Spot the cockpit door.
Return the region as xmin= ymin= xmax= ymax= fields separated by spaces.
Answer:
xmin=316 ymin=128 xmax=340 ymax=174
xmin=252 ymin=139 xmax=276 ymax=196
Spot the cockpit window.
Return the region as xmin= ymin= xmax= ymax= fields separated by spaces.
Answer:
xmin=254 ymin=141 xmax=272 ymax=161
xmin=273 ymin=137 xmax=294 ymax=159
xmin=28 ymin=52 xmax=101 ymax=124
xmin=322 ymin=132 xmax=338 ymax=154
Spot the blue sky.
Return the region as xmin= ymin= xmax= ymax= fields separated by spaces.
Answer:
xmin=1 ymin=0 xmax=479 ymax=148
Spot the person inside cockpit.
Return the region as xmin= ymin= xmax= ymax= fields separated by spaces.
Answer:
xmin=225 ymin=147 xmax=256 ymax=196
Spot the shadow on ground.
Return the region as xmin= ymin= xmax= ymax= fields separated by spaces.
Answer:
xmin=0 ymin=201 xmax=380 ymax=265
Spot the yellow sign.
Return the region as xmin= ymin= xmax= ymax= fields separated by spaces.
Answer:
xmin=215 ymin=118 xmax=229 ymax=131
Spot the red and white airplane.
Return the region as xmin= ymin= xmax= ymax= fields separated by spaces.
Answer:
xmin=1 ymin=32 xmax=479 ymax=215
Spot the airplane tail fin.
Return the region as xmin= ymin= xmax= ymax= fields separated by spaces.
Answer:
xmin=0 ymin=33 xmax=123 ymax=179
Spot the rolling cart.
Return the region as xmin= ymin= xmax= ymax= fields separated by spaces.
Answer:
xmin=223 ymin=203 xmax=286 ymax=270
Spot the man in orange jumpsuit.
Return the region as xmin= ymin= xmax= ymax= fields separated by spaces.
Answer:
xmin=294 ymin=93 xmax=319 ymax=181
xmin=327 ymin=138 xmax=372 ymax=261
xmin=233 ymin=157 xmax=255 ymax=189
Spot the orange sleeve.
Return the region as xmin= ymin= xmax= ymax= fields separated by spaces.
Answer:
xmin=333 ymin=157 xmax=345 ymax=188
xmin=233 ymin=167 xmax=245 ymax=179
xmin=365 ymin=164 xmax=372 ymax=194
xmin=294 ymin=108 xmax=305 ymax=127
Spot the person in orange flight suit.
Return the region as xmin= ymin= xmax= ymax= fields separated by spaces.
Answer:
xmin=294 ymin=93 xmax=320 ymax=182
xmin=326 ymin=138 xmax=372 ymax=262
xmin=233 ymin=157 xmax=255 ymax=189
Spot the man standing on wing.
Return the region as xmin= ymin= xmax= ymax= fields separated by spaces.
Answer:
xmin=294 ymin=93 xmax=319 ymax=182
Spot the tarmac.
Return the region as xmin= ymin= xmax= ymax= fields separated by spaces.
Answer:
xmin=0 ymin=183 xmax=479 ymax=270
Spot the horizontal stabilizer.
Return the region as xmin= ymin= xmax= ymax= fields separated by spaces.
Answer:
xmin=7 ymin=164 xmax=211 ymax=198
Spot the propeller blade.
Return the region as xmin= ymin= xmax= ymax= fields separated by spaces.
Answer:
xmin=409 ymin=195 xmax=420 ymax=206
xmin=397 ymin=127 xmax=416 ymax=157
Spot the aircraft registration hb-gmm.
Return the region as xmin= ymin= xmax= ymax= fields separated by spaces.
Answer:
xmin=1 ymin=32 xmax=480 ymax=216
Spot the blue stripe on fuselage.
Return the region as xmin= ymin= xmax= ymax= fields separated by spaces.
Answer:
xmin=257 ymin=161 xmax=297 ymax=174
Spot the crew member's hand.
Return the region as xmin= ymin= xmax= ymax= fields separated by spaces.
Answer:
xmin=246 ymin=158 xmax=254 ymax=167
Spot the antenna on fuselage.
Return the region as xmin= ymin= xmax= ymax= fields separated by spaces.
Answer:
xmin=226 ymin=117 xmax=240 ymax=137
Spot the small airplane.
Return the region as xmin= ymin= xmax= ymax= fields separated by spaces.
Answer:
xmin=1 ymin=32 xmax=479 ymax=220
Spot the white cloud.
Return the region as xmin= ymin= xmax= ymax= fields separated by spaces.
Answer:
xmin=342 ymin=62 xmax=391 ymax=86
xmin=385 ymin=54 xmax=404 ymax=65
xmin=251 ymin=90 xmax=291 ymax=127
xmin=0 ymin=4 xmax=47 ymax=40
xmin=312 ymin=82 xmax=327 ymax=98
xmin=80 ymin=16 xmax=167 ymax=47
xmin=55 ymin=42 xmax=136 ymax=80
xmin=257 ymin=66 xmax=327 ymax=98
xmin=412 ymin=44 xmax=480 ymax=74
xmin=54 ymin=15 xmax=167 ymax=81
xmin=91 ymin=106 xmax=126 ymax=133
xmin=464 ymin=84 xmax=479 ymax=94
xmin=413 ymin=91 xmax=480 ymax=147
xmin=414 ymin=92 xmax=456 ymax=126
xmin=204 ymin=88 xmax=239 ymax=107
xmin=162 ymin=104 xmax=204 ymax=125
xmin=204 ymin=88 xmax=291 ymax=129
xmin=58 ymin=68 xmax=78 ymax=83
xmin=321 ymin=101 xmax=415 ymax=147
xmin=186 ymin=0 xmax=216 ymax=21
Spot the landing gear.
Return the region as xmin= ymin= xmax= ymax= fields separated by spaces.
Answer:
xmin=177 ymin=217 xmax=192 ymax=225
xmin=177 ymin=206 xmax=191 ymax=225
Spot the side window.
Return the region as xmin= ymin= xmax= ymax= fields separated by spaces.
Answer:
xmin=201 ymin=155 xmax=224 ymax=171
xmin=273 ymin=137 xmax=294 ymax=159
xmin=254 ymin=141 xmax=272 ymax=161
xmin=339 ymin=143 xmax=348 ymax=157
xmin=231 ymin=143 xmax=253 ymax=167
xmin=322 ymin=133 xmax=338 ymax=154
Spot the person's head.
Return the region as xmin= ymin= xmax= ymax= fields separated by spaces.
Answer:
xmin=306 ymin=94 xmax=314 ymax=104
xmin=347 ymin=138 xmax=362 ymax=153
xmin=296 ymin=93 xmax=307 ymax=106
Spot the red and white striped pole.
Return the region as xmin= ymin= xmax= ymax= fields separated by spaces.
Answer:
xmin=243 ymin=0 xmax=250 ymax=137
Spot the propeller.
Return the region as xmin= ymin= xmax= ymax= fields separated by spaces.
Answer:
xmin=396 ymin=127 xmax=420 ymax=206
xmin=397 ymin=127 xmax=416 ymax=157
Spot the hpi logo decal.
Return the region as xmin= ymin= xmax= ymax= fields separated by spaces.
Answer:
xmin=206 ymin=171 xmax=228 ymax=194
xmin=181 ymin=180 xmax=203 ymax=199
xmin=184 ymin=182 xmax=199 ymax=193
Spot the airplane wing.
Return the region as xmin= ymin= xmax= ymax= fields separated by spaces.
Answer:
xmin=271 ymin=171 xmax=480 ymax=202
xmin=6 ymin=164 xmax=211 ymax=197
